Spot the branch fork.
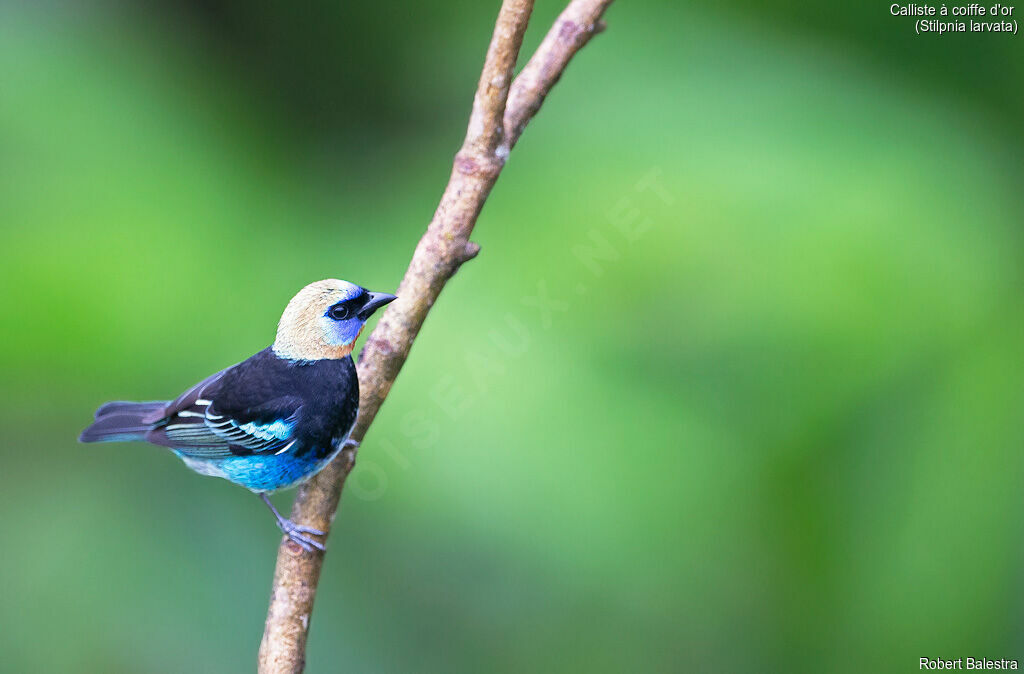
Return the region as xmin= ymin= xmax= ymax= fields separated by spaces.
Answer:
xmin=258 ymin=1 xmax=615 ymax=670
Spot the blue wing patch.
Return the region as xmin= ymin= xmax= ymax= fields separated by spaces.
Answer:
xmin=204 ymin=410 xmax=298 ymax=455
xmin=237 ymin=419 xmax=295 ymax=443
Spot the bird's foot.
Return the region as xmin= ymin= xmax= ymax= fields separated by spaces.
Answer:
xmin=343 ymin=438 xmax=360 ymax=450
xmin=277 ymin=517 xmax=326 ymax=552
xmin=259 ymin=492 xmax=326 ymax=552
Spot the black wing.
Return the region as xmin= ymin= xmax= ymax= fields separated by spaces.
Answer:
xmin=144 ymin=368 xmax=303 ymax=459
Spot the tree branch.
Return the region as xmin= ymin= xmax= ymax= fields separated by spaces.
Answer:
xmin=505 ymin=0 xmax=613 ymax=150
xmin=257 ymin=1 xmax=614 ymax=671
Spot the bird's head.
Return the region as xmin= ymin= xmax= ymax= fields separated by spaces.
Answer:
xmin=273 ymin=279 xmax=397 ymax=361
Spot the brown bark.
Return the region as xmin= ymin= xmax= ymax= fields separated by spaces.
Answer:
xmin=257 ymin=1 xmax=615 ymax=671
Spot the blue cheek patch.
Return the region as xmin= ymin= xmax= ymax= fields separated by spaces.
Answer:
xmin=326 ymin=319 xmax=364 ymax=346
xmin=238 ymin=419 xmax=295 ymax=442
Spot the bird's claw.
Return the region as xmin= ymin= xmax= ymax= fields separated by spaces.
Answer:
xmin=278 ymin=518 xmax=326 ymax=552
xmin=259 ymin=493 xmax=325 ymax=551
xmin=343 ymin=438 xmax=360 ymax=450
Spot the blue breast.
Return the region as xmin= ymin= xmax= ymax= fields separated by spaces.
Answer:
xmin=174 ymin=443 xmax=340 ymax=492
xmin=220 ymin=452 xmax=328 ymax=492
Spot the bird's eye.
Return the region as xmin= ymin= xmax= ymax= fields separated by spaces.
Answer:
xmin=327 ymin=303 xmax=351 ymax=321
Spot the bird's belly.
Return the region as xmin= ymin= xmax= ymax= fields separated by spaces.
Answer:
xmin=218 ymin=452 xmax=328 ymax=492
xmin=173 ymin=435 xmax=348 ymax=493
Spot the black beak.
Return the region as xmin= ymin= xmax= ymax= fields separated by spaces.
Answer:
xmin=358 ymin=291 xmax=397 ymax=320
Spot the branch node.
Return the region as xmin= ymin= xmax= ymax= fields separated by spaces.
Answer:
xmin=461 ymin=241 xmax=482 ymax=263
xmin=455 ymin=152 xmax=503 ymax=179
xmin=558 ymin=19 xmax=582 ymax=41
xmin=284 ymin=540 xmax=309 ymax=557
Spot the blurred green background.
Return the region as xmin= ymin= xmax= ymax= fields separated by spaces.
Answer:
xmin=2 ymin=1 xmax=1022 ymax=672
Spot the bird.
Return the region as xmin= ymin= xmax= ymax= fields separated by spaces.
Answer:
xmin=79 ymin=279 xmax=396 ymax=551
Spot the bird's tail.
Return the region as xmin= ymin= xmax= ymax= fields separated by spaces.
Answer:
xmin=79 ymin=401 xmax=167 ymax=443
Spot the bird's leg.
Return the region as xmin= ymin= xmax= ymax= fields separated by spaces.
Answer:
xmin=259 ymin=493 xmax=326 ymax=552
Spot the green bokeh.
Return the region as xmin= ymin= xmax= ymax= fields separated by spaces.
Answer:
xmin=1 ymin=2 xmax=1022 ymax=672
